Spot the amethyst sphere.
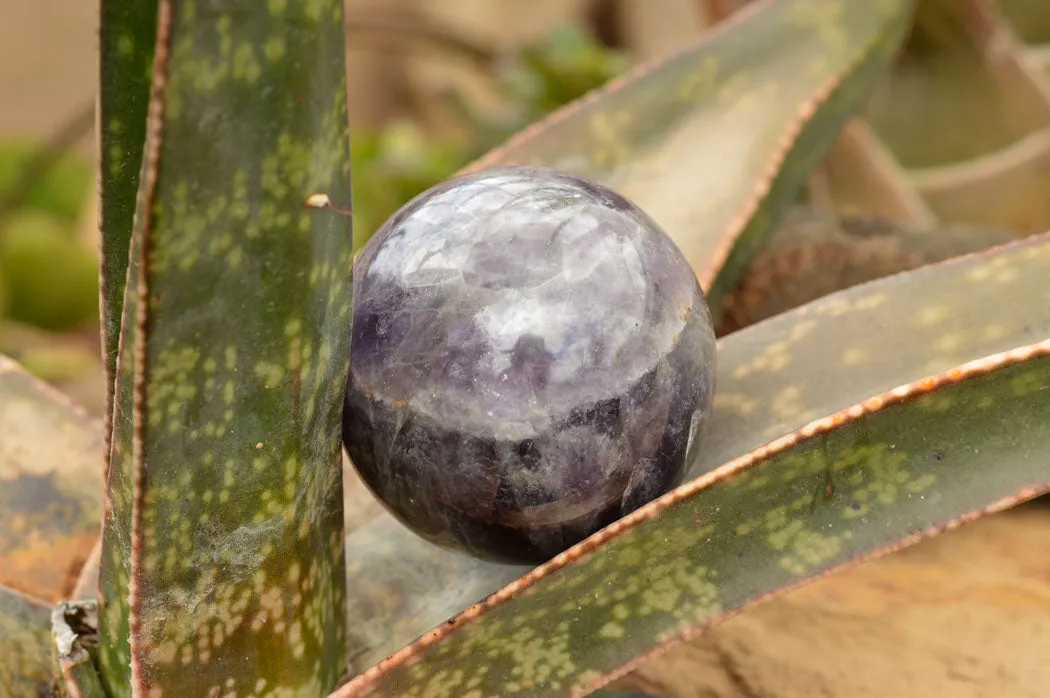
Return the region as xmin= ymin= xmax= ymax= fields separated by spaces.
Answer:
xmin=343 ymin=166 xmax=716 ymax=564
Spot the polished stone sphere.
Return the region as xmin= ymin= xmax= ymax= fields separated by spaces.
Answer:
xmin=343 ymin=166 xmax=716 ymax=564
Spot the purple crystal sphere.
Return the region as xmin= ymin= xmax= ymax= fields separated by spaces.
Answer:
xmin=343 ymin=166 xmax=716 ymax=564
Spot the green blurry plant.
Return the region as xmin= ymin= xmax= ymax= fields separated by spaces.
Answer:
xmin=0 ymin=141 xmax=98 ymax=332
xmin=3 ymin=0 xmax=1050 ymax=697
xmin=0 ymin=136 xmax=94 ymax=223
xmin=350 ymin=23 xmax=628 ymax=250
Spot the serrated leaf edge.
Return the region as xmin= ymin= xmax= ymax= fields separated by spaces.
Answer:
xmin=123 ymin=0 xmax=173 ymax=692
xmin=579 ymin=481 xmax=1050 ymax=697
xmin=0 ymin=354 xmax=97 ymax=426
xmin=459 ymin=0 xmax=913 ymax=291
xmin=335 ymin=334 xmax=1050 ymax=697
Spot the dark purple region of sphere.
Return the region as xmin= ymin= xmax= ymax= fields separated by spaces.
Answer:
xmin=342 ymin=166 xmax=717 ymax=564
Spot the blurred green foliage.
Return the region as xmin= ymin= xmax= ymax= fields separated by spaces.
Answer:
xmin=0 ymin=143 xmax=97 ymax=332
xmin=0 ymin=142 xmax=93 ymax=222
xmin=351 ymin=122 xmax=468 ymax=251
xmin=351 ymin=24 xmax=628 ymax=250
xmin=0 ymin=211 xmax=98 ymax=331
xmin=497 ymin=24 xmax=630 ymax=122
xmin=0 ymin=24 xmax=624 ymax=332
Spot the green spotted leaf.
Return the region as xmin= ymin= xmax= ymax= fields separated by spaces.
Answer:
xmin=0 ymin=356 xmax=103 ymax=602
xmin=335 ymin=233 xmax=1050 ymax=695
xmin=96 ymin=0 xmax=353 ymax=695
xmin=0 ymin=584 xmax=52 ymax=698
xmin=700 ymin=234 xmax=1049 ymax=471
xmin=99 ymin=0 xmax=158 ymax=428
xmin=344 ymin=348 xmax=1050 ymax=698
xmin=464 ymin=0 xmax=916 ymax=310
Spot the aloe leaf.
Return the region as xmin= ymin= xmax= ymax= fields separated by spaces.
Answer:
xmin=702 ymin=232 xmax=1049 ymax=468
xmin=344 ymin=352 xmax=1050 ymax=698
xmin=95 ymin=193 xmax=140 ymax=695
xmin=98 ymin=0 xmax=158 ymax=432
xmin=51 ymin=601 xmax=106 ymax=697
xmin=812 ymin=119 xmax=936 ymax=225
xmin=96 ymin=1 xmax=353 ymax=695
xmin=911 ymin=128 xmax=1050 ymax=231
xmin=716 ymin=209 xmax=1019 ymax=333
xmin=0 ymin=356 xmax=103 ymax=601
xmin=876 ymin=1 xmax=1050 ymax=231
xmin=0 ymin=584 xmax=52 ymax=698
xmin=344 ymin=517 xmax=529 ymax=673
xmin=463 ymin=0 xmax=915 ymax=309
xmin=336 ymin=233 xmax=1050 ymax=694
xmin=1001 ymin=0 xmax=1050 ymax=43
xmin=865 ymin=0 xmax=1050 ymax=168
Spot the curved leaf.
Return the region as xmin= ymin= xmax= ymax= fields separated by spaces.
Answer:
xmin=864 ymin=0 xmax=1050 ymax=169
xmin=335 ymin=232 xmax=1050 ymax=695
xmin=344 ymin=517 xmax=529 ymax=673
xmin=811 ymin=118 xmax=936 ymax=225
xmin=99 ymin=0 xmax=159 ymax=435
xmin=0 ymin=584 xmax=52 ymax=698
xmin=912 ymin=127 xmax=1050 ymax=231
xmin=0 ymin=356 xmax=103 ymax=601
xmin=96 ymin=0 xmax=353 ymax=695
xmin=863 ymin=1 xmax=1050 ymax=232
xmin=462 ymin=0 xmax=915 ymax=308
xmin=1001 ymin=0 xmax=1050 ymax=44
xmin=716 ymin=209 xmax=1019 ymax=333
xmin=700 ymin=232 xmax=1049 ymax=475
xmin=345 ymin=355 xmax=1050 ymax=698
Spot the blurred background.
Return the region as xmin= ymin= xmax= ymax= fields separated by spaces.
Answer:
xmin=0 ymin=0 xmax=686 ymax=417
xmin=4 ymin=0 xmax=1050 ymax=416
xmin=3 ymin=1 xmax=1050 ymax=695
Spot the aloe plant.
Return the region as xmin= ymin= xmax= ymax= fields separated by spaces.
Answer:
xmin=3 ymin=0 xmax=1049 ymax=696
